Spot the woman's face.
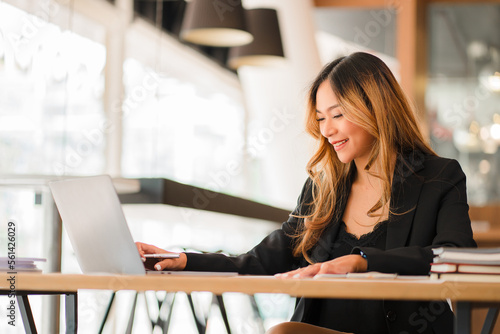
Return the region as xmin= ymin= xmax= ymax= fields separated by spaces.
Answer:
xmin=315 ymin=81 xmax=375 ymax=167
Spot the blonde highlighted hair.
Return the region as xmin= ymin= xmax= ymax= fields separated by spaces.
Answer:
xmin=294 ymin=52 xmax=436 ymax=263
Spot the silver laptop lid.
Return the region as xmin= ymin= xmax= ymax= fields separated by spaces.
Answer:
xmin=49 ymin=175 xmax=145 ymax=275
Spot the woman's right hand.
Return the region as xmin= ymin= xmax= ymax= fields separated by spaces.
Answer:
xmin=135 ymin=242 xmax=187 ymax=271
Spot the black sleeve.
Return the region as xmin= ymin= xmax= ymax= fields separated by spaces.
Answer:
xmin=352 ymin=246 xmax=435 ymax=275
xmin=184 ymin=179 xmax=313 ymax=275
xmin=353 ymin=159 xmax=476 ymax=275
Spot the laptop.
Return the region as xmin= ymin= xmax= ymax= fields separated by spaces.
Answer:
xmin=50 ymin=175 xmax=238 ymax=277
xmin=49 ymin=175 xmax=147 ymax=275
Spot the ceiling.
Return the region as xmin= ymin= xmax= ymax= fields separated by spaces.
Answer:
xmin=129 ymin=1 xmax=500 ymax=78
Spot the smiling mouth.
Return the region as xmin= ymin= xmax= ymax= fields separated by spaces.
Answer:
xmin=332 ymin=139 xmax=348 ymax=147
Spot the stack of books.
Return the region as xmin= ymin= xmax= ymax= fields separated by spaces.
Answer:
xmin=0 ymin=257 xmax=46 ymax=273
xmin=430 ymin=247 xmax=500 ymax=282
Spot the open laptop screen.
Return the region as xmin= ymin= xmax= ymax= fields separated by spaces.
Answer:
xmin=49 ymin=175 xmax=146 ymax=275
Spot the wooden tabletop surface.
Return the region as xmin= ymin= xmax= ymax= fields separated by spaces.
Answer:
xmin=1 ymin=273 xmax=500 ymax=302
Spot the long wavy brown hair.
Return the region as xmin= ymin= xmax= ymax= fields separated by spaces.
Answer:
xmin=293 ymin=52 xmax=436 ymax=263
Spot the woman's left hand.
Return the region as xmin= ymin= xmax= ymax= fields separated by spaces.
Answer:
xmin=275 ymin=254 xmax=367 ymax=279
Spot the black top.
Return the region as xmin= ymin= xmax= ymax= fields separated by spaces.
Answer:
xmin=184 ymin=152 xmax=476 ymax=334
xmin=307 ymin=220 xmax=389 ymax=333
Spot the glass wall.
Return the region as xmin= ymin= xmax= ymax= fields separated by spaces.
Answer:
xmin=0 ymin=3 xmax=106 ymax=176
xmin=0 ymin=2 xmax=248 ymax=197
xmin=427 ymin=3 xmax=500 ymax=206
xmin=0 ymin=4 xmax=107 ymax=332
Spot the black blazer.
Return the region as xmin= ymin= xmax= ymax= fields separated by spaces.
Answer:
xmin=185 ymin=151 xmax=476 ymax=333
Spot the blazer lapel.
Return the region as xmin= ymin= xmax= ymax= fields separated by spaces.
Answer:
xmin=386 ymin=151 xmax=426 ymax=249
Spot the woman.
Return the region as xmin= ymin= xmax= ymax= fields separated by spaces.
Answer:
xmin=137 ymin=52 xmax=476 ymax=334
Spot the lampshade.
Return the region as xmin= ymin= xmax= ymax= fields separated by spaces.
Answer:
xmin=228 ymin=8 xmax=285 ymax=69
xmin=180 ymin=0 xmax=253 ymax=47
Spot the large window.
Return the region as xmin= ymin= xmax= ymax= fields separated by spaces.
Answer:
xmin=121 ymin=58 xmax=247 ymax=196
xmin=0 ymin=2 xmax=247 ymax=200
xmin=0 ymin=3 xmax=106 ymax=176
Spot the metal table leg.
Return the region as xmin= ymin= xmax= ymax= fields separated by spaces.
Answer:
xmin=214 ymin=295 xmax=232 ymax=334
xmin=187 ymin=294 xmax=206 ymax=334
xmin=99 ymin=292 xmax=116 ymax=334
xmin=455 ymin=302 xmax=471 ymax=334
xmin=65 ymin=293 xmax=78 ymax=333
xmin=17 ymin=294 xmax=37 ymax=334
xmin=481 ymin=307 xmax=499 ymax=334
xmin=125 ymin=292 xmax=138 ymax=334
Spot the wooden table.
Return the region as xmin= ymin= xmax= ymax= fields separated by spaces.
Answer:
xmin=1 ymin=273 xmax=499 ymax=334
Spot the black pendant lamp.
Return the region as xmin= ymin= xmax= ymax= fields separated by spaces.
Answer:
xmin=228 ymin=8 xmax=285 ymax=69
xmin=180 ymin=0 xmax=253 ymax=47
